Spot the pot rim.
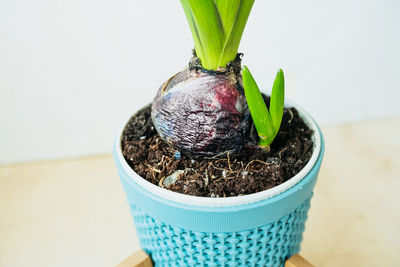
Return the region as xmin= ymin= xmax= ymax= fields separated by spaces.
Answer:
xmin=115 ymin=99 xmax=321 ymax=208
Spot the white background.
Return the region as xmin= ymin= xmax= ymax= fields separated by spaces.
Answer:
xmin=1 ymin=0 xmax=399 ymax=164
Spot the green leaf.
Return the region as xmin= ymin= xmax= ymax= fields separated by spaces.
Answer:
xmin=180 ymin=0 xmax=254 ymax=70
xmin=181 ymin=0 xmax=225 ymax=69
xmin=242 ymin=65 xmax=275 ymax=147
xmin=218 ymin=0 xmax=255 ymax=68
xmin=214 ymin=0 xmax=241 ymax=35
xmin=180 ymin=1 xmax=205 ymax=63
xmin=270 ymin=69 xmax=285 ymax=135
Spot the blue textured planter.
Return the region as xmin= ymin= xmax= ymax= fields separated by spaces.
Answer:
xmin=114 ymin=103 xmax=324 ymax=267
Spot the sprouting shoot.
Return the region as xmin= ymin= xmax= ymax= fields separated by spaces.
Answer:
xmin=242 ymin=66 xmax=285 ymax=147
xmin=180 ymin=0 xmax=255 ymax=70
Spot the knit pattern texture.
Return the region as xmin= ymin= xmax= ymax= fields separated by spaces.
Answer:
xmin=130 ymin=197 xmax=311 ymax=267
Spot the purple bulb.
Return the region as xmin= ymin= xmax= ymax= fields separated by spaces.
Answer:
xmin=151 ymin=64 xmax=250 ymax=156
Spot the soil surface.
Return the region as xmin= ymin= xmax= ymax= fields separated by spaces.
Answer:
xmin=121 ymin=103 xmax=314 ymax=197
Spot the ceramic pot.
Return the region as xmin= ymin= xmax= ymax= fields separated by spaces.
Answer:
xmin=113 ymin=101 xmax=324 ymax=267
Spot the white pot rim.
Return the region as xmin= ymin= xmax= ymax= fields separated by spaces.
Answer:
xmin=115 ymin=99 xmax=321 ymax=208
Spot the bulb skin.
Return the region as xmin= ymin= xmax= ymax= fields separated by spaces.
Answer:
xmin=151 ymin=68 xmax=250 ymax=156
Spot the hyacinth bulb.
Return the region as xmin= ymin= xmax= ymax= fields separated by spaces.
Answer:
xmin=151 ymin=64 xmax=250 ymax=156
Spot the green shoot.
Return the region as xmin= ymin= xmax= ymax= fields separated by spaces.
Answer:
xmin=180 ymin=0 xmax=255 ymax=70
xmin=242 ymin=66 xmax=285 ymax=147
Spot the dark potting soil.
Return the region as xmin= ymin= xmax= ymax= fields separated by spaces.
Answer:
xmin=121 ymin=103 xmax=314 ymax=197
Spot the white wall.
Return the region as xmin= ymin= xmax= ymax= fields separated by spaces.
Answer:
xmin=1 ymin=0 xmax=399 ymax=164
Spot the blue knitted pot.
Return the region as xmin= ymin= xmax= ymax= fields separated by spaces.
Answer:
xmin=114 ymin=103 xmax=324 ymax=267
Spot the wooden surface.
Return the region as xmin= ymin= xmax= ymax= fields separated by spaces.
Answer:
xmin=285 ymin=254 xmax=314 ymax=267
xmin=116 ymin=250 xmax=152 ymax=267
xmin=1 ymin=118 xmax=400 ymax=267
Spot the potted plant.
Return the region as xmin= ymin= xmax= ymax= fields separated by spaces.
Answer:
xmin=114 ymin=1 xmax=324 ymax=266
